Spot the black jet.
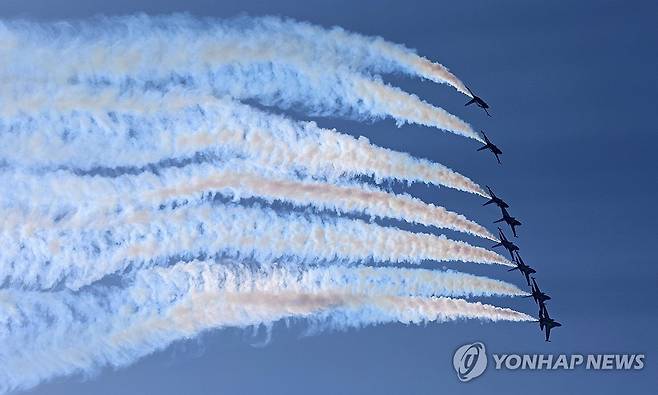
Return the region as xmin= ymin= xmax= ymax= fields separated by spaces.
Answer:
xmin=538 ymin=304 xmax=562 ymax=342
xmin=464 ymin=86 xmax=491 ymax=117
xmin=477 ymin=131 xmax=502 ymax=164
xmin=482 ymin=186 xmax=509 ymax=209
xmin=528 ymin=276 xmax=551 ymax=305
xmin=509 ymin=252 xmax=536 ymax=286
xmin=494 ymin=207 xmax=521 ymax=237
xmin=491 ymin=227 xmax=519 ymax=259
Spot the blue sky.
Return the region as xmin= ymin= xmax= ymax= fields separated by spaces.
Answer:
xmin=3 ymin=0 xmax=657 ymax=394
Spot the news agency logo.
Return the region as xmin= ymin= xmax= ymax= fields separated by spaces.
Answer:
xmin=452 ymin=341 xmax=646 ymax=382
xmin=453 ymin=342 xmax=488 ymax=382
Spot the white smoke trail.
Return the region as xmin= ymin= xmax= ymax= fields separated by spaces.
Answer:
xmin=266 ymin=265 xmax=529 ymax=298
xmin=0 ymin=261 xmax=532 ymax=393
xmin=351 ymin=77 xmax=478 ymax=139
xmin=208 ymin=65 xmax=480 ymax=139
xmin=0 ymin=93 xmax=486 ymax=195
xmin=0 ymin=15 xmax=479 ymax=140
xmin=0 ymin=162 xmax=495 ymax=241
xmin=370 ymin=40 xmax=472 ymax=96
xmin=0 ymin=14 xmax=533 ymax=394
xmin=0 ymin=15 xmax=471 ymax=98
xmin=276 ymin=17 xmax=472 ymax=95
xmin=1 ymin=202 xmax=511 ymax=290
xmin=10 ymin=15 xmax=471 ymax=93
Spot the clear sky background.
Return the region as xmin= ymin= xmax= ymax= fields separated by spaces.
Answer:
xmin=2 ymin=1 xmax=657 ymax=394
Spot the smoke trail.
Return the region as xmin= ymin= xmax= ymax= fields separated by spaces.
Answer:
xmin=0 ymin=261 xmax=532 ymax=393
xmin=208 ymin=65 xmax=479 ymax=139
xmin=0 ymin=15 xmax=478 ymax=140
xmin=267 ymin=265 xmax=529 ymax=298
xmin=277 ymin=17 xmax=472 ymax=95
xmin=1 ymin=202 xmax=511 ymax=290
xmin=0 ymin=14 xmax=537 ymax=395
xmin=144 ymin=165 xmax=493 ymax=237
xmin=0 ymin=15 xmax=471 ymax=100
xmin=371 ymin=40 xmax=472 ymax=96
xmin=352 ymin=77 xmax=479 ymax=140
xmin=0 ymin=92 xmax=486 ymax=195
xmin=0 ymin=162 xmax=494 ymax=241
xmin=0 ymin=15 xmax=472 ymax=93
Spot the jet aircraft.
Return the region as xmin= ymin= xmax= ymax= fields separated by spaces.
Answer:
xmin=529 ymin=276 xmax=551 ymax=305
xmin=477 ymin=131 xmax=502 ymax=164
xmin=538 ymin=304 xmax=562 ymax=342
xmin=495 ymin=207 xmax=521 ymax=237
xmin=492 ymin=227 xmax=519 ymax=259
xmin=509 ymin=252 xmax=536 ymax=286
xmin=482 ymin=186 xmax=509 ymax=209
xmin=464 ymin=86 xmax=491 ymax=117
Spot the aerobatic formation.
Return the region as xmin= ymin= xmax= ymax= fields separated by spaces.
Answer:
xmin=0 ymin=15 xmax=559 ymax=392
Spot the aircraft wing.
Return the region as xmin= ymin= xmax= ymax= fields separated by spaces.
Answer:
xmin=465 ymin=98 xmax=477 ymax=106
xmin=497 ymin=228 xmax=506 ymax=238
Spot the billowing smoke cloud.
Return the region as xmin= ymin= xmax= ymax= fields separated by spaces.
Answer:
xmin=0 ymin=261 xmax=532 ymax=393
xmin=0 ymin=14 xmax=529 ymax=393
